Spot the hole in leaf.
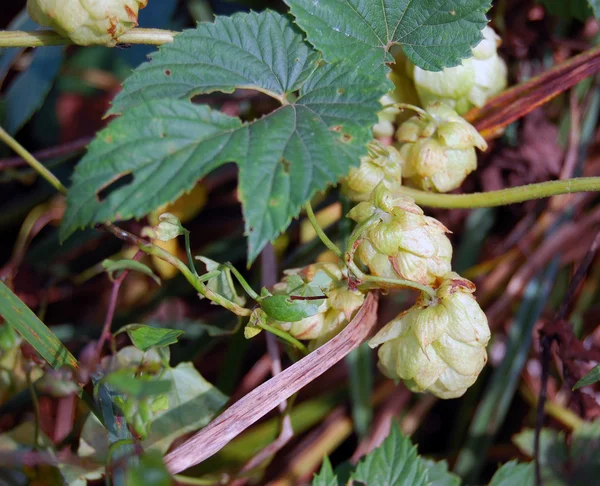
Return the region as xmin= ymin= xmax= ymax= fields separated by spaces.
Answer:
xmin=342 ymin=134 xmax=352 ymax=142
xmin=337 ymin=88 xmax=345 ymax=94
xmin=96 ymin=173 xmax=134 ymax=202
xmin=164 ymin=69 xmax=172 ymax=76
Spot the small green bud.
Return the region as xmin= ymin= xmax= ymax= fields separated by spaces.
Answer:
xmin=27 ymin=0 xmax=147 ymax=46
xmin=341 ymin=141 xmax=404 ymax=202
xmin=396 ymin=103 xmax=487 ymax=193
xmin=369 ymin=272 xmax=490 ymax=399
xmin=151 ymin=213 xmax=187 ymax=242
xmin=348 ymin=183 xmax=452 ymax=286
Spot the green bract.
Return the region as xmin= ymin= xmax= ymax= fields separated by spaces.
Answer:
xmin=406 ymin=26 xmax=507 ymax=115
xmin=369 ymin=272 xmax=490 ymax=399
xmin=348 ymin=183 xmax=452 ymax=286
xmin=396 ymin=103 xmax=487 ymax=193
xmin=269 ymin=262 xmax=365 ymax=350
xmin=341 ymin=141 xmax=404 ymax=202
xmin=27 ymin=0 xmax=147 ymax=46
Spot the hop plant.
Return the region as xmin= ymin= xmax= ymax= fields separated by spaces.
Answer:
xmin=373 ymin=70 xmax=421 ymax=139
xmin=27 ymin=0 xmax=147 ymax=46
xmin=369 ymin=272 xmax=490 ymax=399
xmin=341 ymin=141 xmax=404 ymax=202
xmin=396 ymin=103 xmax=487 ymax=193
xmin=347 ymin=183 xmax=452 ymax=286
xmin=406 ymin=26 xmax=507 ymax=115
xmin=268 ymin=262 xmax=365 ymax=349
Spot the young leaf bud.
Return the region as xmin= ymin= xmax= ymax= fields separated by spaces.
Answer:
xmin=369 ymin=272 xmax=490 ymax=399
xmin=396 ymin=103 xmax=487 ymax=193
xmin=27 ymin=0 xmax=147 ymax=46
xmin=341 ymin=141 xmax=404 ymax=202
xmin=347 ymin=183 xmax=452 ymax=286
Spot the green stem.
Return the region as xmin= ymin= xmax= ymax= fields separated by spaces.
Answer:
xmin=0 ymin=28 xmax=177 ymax=48
xmin=0 ymin=125 xmax=67 ymax=194
xmin=26 ymin=369 xmax=41 ymax=450
xmin=398 ymin=177 xmax=600 ymax=209
xmin=183 ymin=231 xmax=198 ymax=277
xmin=104 ymin=224 xmax=252 ymax=317
xmin=225 ymin=263 xmax=260 ymax=300
xmin=346 ymin=258 xmax=436 ymax=300
xmin=303 ymin=202 xmax=343 ymax=258
xmin=257 ymin=321 xmax=308 ymax=355
xmin=173 ymin=476 xmax=217 ymax=485
xmin=383 ymin=102 xmax=432 ymax=120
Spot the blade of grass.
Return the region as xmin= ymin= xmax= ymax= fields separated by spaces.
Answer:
xmin=453 ymin=258 xmax=559 ymax=482
xmin=346 ymin=343 xmax=373 ymax=439
xmin=0 ymin=280 xmax=78 ymax=370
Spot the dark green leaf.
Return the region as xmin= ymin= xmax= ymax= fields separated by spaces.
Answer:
xmin=537 ymin=0 xmax=593 ymax=21
xmin=285 ymin=0 xmax=491 ymax=73
xmin=3 ymin=46 xmax=65 ymax=135
xmin=110 ymin=10 xmax=319 ymax=113
xmin=103 ymin=259 xmax=161 ymax=286
xmin=346 ymin=343 xmax=373 ymax=439
xmin=313 ymin=457 xmax=338 ymax=486
xmin=488 ymin=461 xmax=534 ymax=486
xmin=118 ymin=324 xmax=184 ymax=352
xmin=573 ymin=364 xmax=600 ymax=389
xmin=61 ymin=11 xmax=385 ymax=262
xmin=126 ymin=451 xmax=173 ymax=486
xmin=104 ymin=370 xmax=172 ymax=398
xmin=0 ymin=281 xmax=79 ymax=371
xmin=352 ymin=422 xmax=428 ymax=486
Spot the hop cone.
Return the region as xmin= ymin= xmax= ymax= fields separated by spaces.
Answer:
xmin=396 ymin=103 xmax=487 ymax=193
xmin=347 ymin=183 xmax=452 ymax=286
xmin=369 ymin=272 xmax=490 ymax=399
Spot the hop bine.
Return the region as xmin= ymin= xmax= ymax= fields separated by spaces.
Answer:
xmin=27 ymin=0 xmax=147 ymax=46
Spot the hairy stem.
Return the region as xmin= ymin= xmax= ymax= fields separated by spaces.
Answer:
xmin=304 ymin=202 xmax=343 ymax=258
xmin=398 ymin=177 xmax=600 ymax=209
xmin=103 ymin=224 xmax=251 ymax=317
xmin=0 ymin=28 xmax=177 ymax=48
xmin=0 ymin=125 xmax=67 ymax=194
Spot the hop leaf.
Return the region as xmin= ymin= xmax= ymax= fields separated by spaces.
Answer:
xmin=369 ymin=272 xmax=490 ymax=399
xmin=348 ymin=183 xmax=453 ymax=286
xmin=27 ymin=0 xmax=147 ymax=46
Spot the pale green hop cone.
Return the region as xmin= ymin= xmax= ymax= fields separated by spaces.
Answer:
xmin=369 ymin=272 xmax=490 ymax=399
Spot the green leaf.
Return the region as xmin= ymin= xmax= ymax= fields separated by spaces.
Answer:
xmin=3 ymin=46 xmax=65 ymax=135
xmin=61 ymin=11 xmax=385 ymax=263
xmin=285 ymin=0 xmax=491 ymax=73
xmin=352 ymin=422 xmax=428 ymax=486
xmin=260 ymin=294 xmax=321 ymax=322
xmin=0 ymin=280 xmax=79 ymax=371
xmin=573 ymin=363 xmax=600 ymax=389
xmin=117 ymin=324 xmax=184 ymax=352
xmin=420 ymin=459 xmax=461 ymax=486
xmin=126 ymin=451 xmax=173 ymax=486
xmin=102 ymin=259 xmax=161 ymax=286
xmin=488 ymin=461 xmax=534 ymax=486
xmin=513 ymin=422 xmax=600 ymax=486
xmin=110 ymin=10 xmax=319 ymax=113
xmin=537 ymin=0 xmax=594 ymax=21
xmin=346 ymin=343 xmax=373 ymax=439
xmin=313 ymin=457 xmax=338 ymax=486
xmin=143 ymin=362 xmax=228 ymax=452
xmin=104 ymin=370 xmax=172 ymax=398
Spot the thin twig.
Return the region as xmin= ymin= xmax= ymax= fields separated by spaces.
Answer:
xmin=0 ymin=136 xmax=92 ymax=170
xmin=95 ymin=251 xmax=143 ymax=358
xmin=163 ymin=292 xmax=379 ymax=474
